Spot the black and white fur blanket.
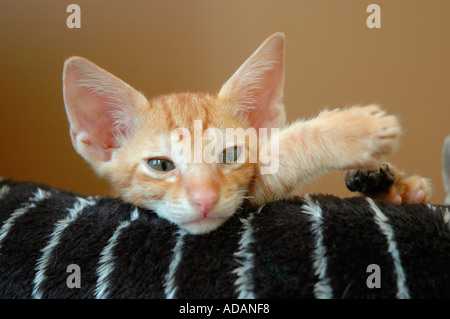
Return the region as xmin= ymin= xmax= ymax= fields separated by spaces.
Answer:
xmin=1 ymin=178 xmax=450 ymax=299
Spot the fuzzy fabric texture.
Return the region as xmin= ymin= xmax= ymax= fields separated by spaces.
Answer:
xmin=0 ymin=178 xmax=450 ymax=299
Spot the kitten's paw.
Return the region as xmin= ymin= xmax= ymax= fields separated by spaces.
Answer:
xmin=345 ymin=163 xmax=432 ymax=205
xmin=353 ymin=105 xmax=401 ymax=167
xmin=345 ymin=163 xmax=395 ymax=195
xmin=392 ymin=175 xmax=433 ymax=204
xmin=324 ymin=105 xmax=402 ymax=168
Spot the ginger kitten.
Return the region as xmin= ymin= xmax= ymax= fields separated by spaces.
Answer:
xmin=62 ymin=33 xmax=430 ymax=234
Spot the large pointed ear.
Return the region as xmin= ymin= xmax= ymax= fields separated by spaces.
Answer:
xmin=63 ymin=56 xmax=147 ymax=164
xmin=218 ymin=32 xmax=286 ymax=130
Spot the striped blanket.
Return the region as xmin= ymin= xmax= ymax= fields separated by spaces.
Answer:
xmin=1 ymin=178 xmax=450 ymax=298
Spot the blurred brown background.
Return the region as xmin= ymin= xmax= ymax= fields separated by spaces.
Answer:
xmin=1 ymin=1 xmax=449 ymax=203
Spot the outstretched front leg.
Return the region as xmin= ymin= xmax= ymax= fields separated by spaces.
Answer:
xmin=345 ymin=162 xmax=432 ymax=204
xmin=249 ymin=105 xmax=402 ymax=205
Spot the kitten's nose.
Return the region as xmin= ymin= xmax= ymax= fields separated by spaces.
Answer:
xmin=190 ymin=193 xmax=220 ymax=217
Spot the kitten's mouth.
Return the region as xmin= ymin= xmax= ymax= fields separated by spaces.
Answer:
xmin=181 ymin=216 xmax=224 ymax=226
xmin=179 ymin=215 xmax=228 ymax=234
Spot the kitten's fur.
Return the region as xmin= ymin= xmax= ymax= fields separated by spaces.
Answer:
xmin=63 ymin=33 xmax=429 ymax=234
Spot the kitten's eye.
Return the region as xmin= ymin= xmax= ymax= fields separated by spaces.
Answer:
xmin=219 ymin=146 xmax=241 ymax=164
xmin=147 ymin=158 xmax=175 ymax=172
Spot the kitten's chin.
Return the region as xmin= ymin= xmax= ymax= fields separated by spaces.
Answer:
xmin=179 ymin=216 xmax=226 ymax=234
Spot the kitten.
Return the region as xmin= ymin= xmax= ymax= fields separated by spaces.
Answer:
xmin=62 ymin=32 xmax=427 ymax=234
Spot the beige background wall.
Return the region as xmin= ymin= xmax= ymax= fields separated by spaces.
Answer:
xmin=1 ymin=1 xmax=449 ymax=203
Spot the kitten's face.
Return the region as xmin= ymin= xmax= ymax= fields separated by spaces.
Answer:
xmin=105 ymin=93 xmax=257 ymax=233
xmin=63 ymin=33 xmax=285 ymax=234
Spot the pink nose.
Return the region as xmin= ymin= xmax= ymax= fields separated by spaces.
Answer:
xmin=190 ymin=193 xmax=220 ymax=216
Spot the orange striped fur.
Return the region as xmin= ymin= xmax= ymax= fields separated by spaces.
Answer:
xmin=63 ymin=33 xmax=430 ymax=234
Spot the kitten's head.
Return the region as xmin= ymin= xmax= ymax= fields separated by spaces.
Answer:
xmin=62 ymin=32 xmax=286 ymax=233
